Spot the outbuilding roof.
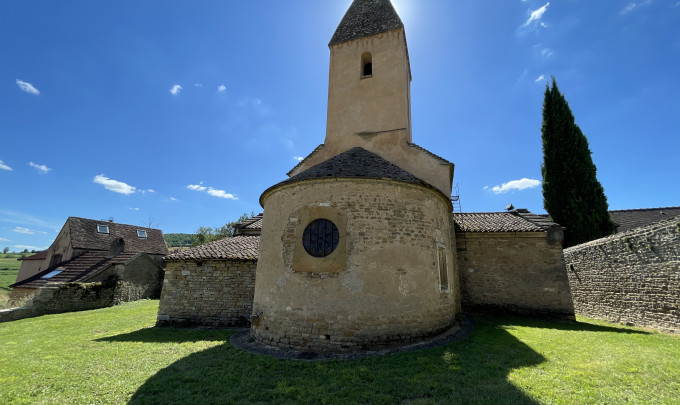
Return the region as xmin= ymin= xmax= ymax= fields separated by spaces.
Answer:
xmin=165 ymin=235 xmax=260 ymax=262
xmin=19 ymin=251 xmax=48 ymax=261
xmin=453 ymin=212 xmax=551 ymax=233
xmin=66 ymin=217 xmax=168 ymax=255
xmin=10 ymin=251 xmax=139 ymax=289
xmin=329 ymin=0 xmax=404 ymax=46
xmin=608 ymin=206 xmax=680 ymax=233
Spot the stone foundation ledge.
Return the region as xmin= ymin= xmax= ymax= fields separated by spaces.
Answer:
xmin=230 ymin=316 xmax=475 ymax=361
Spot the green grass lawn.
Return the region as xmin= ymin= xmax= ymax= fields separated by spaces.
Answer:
xmin=0 ymin=257 xmax=20 ymax=306
xmin=1 ymin=300 xmax=678 ymax=404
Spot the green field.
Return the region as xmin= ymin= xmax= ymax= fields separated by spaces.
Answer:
xmin=0 ymin=256 xmax=21 ymax=306
xmin=0 ymin=300 xmax=678 ymax=404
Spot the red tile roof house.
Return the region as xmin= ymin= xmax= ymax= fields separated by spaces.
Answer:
xmin=8 ymin=217 xmax=168 ymax=309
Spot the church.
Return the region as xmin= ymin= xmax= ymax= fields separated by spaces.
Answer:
xmin=158 ymin=0 xmax=574 ymax=353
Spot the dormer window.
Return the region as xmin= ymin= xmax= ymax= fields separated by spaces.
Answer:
xmin=361 ymin=52 xmax=373 ymax=78
xmin=97 ymin=224 xmax=110 ymax=234
xmin=137 ymin=230 xmax=148 ymax=238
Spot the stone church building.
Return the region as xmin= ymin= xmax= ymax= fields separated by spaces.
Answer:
xmin=158 ymin=0 xmax=574 ymax=352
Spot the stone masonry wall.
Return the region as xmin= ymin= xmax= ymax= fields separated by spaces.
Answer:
xmin=457 ymin=232 xmax=575 ymax=319
xmin=157 ymin=260 xmax=256 ymax=327
xmin=0 ymin=279 xmax=117 ymax=323
xmin=564 ymin=217 xmax=680 ymax=333
xmin=253 ymin=179 xmax=458 ymax=352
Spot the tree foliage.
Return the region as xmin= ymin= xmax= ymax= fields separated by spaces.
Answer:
xmin=541 ymin=77 xmax=615 ymax=247
xmin=191 ymin=213 xmax=252 ymax=247
xmin=163 ymin=233 xmax=196 ymax=248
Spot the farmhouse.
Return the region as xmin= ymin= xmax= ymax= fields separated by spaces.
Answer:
xmin=10 ymin=216 xmax=168 ymax=305
xmin=157 ymin=0 xmax=574 ymax=352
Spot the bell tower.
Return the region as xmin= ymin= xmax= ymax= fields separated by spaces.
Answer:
xmin=325 ymin=0 xmax=412 ymax=148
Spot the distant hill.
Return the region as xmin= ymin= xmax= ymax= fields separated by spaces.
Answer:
xmin=164 ymin=233 xmax=196 ymax=248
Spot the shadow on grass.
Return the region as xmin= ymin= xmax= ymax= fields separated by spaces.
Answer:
xmin=480 ymin=314 xmax=651 ymax=335
xmin=96 ymin=327 xmax=234 ymax=344
xmin=126 ymin=317 xmax=545 ymax=404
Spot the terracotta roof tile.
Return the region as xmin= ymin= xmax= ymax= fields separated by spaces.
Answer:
xmin=264 ymin=147 xmax=448 ymax=206
xmin=330 ymin=0 xmax=404 ymax=46
xmin=609 ymin=206 xmax=680 ymax=232
xmin=19 ymin=251 xmax=48 ymax=261
xmin=166 ymin=235 xmax=260 ymax=262
xmin=67 ymin=217 xmax=168 ymax=255
xmin=453 ymin=212 xmax=545 ymax=233
xmin=10 ymin=251 xmax=137 ymax=289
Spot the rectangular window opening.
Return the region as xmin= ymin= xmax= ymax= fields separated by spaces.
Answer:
xmin=437 ymin=244 xmax=449 ymax=291
xmin=137 ymin=229 xmax=148 ymax=238
xmin=97 ymin=224 xmax=110 ymax=234
xmin=41 ymin=269 xmax=63 ymax=279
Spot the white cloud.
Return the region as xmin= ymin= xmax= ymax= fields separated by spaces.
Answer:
xmin=13 ymin=227 xmax=35 ymax=235
xmin=187 ymin=182 xmax=237 ymax=200
xmin=294 ymin=156 xmax=304 ymax=162
xmin=169 ymin=84 xmax=183 ymax=96
xmin=128 ymin=207 xmax=140 ymax=211
xmin=490 ymin=178 xmax=541 ymax=194
xmin=187 ymin=184 xmax=207 ymax=192
xmin=194 ymin=83 xmax=203 ymax=88
xmin=535 ymin=74 xmax=546 ymax=82
xmin=16 ymin=79 xmax=41 ymax=95
xmin=217 ymin=84 xmax=227 ymax=92
xmin=541 ymin=48 xmax=554 ymax=57
xmin=169 ymin=197 xmax=178 ymax=201
xmin=523 ymin=2 xmax=550 ymax=27
xmin=29 ymin=162 xmax=52 ymax=174
xmin=621 ymin=0 xmax=652 ymax=14
xmin=0 ymin=160 xmax=12 ymax=171
xmin=94 ymin=174 xmax=136 ymax=195
xmin=0 ymin=237 xmax=10 ymax=242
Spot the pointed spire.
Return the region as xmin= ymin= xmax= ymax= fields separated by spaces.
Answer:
xmin=330 ymin=0 xmax=404 ymax=46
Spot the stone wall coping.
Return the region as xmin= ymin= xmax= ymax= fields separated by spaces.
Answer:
xmin=565 ymin=215 xmax=680 ymax=253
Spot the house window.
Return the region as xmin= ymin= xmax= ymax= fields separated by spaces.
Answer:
xmin=41 ymin=269 xmax=63 ymax=279
xmin=437 ymin=244 xmax=449 ymax=291
xmin=97 ymin=224 xmax=109 ymax=234
xmin=302 ymin=219 xmax=339 ymax=258
xmin=361 ymin=52 xmax=372 ymax=78
xmin=137 ymin=230 xmax=148 ymax=238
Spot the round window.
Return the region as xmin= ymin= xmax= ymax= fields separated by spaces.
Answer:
xmin=302 ymin=218 xmax=339 ymax=258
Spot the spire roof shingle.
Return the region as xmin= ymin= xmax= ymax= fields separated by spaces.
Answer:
xmin=330 ymin=0 xmax=404 ymax=45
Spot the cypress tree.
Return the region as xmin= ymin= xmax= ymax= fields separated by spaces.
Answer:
xmin=541 ymin=77 xmax=615 ymax=247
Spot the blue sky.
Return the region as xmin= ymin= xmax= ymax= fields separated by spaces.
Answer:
xmin=2 ymin=0 xmax=679 ymax=251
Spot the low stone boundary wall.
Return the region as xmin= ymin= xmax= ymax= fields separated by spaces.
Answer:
xmin=157 ymin=260 xmax=256 ymax=327
xmin=0 ymin=278 xmax=117 ymax=323
xmin=564 ymin=217 xmax=680 ymax=333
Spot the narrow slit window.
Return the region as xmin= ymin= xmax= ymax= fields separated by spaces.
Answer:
xmin=437 ymin=244 xmax=449 ymax=291
xmin=361 ymin=52 xmax=373 ymax=77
